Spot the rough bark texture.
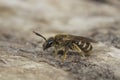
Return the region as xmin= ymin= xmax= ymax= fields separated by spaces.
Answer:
xmin=0 ymin=0 xmax=120 ymax=80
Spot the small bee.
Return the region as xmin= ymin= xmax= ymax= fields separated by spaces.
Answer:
xmin=33 ymin=31 xmax=97 ymax=60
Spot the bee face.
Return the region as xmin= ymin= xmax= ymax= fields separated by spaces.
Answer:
xmin=43 ymin=37 xmax=55 ymax=50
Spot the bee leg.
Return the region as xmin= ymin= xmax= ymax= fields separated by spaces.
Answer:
xmin=54 ymin=48 xmax=58 ymax=57
xmin=72 ymin=43 xmax=85 ymax=57
xmin=61 ymin=49 xmax=68 ymax=61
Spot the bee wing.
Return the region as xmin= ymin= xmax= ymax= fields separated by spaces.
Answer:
xmin=69 ymin=35 xmax=97 ymax=43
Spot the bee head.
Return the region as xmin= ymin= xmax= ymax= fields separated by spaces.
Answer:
xmin=43 ymin=37 xmax=55 ymax=50
xmin=33 ymin=31 xmax=55 ymax=50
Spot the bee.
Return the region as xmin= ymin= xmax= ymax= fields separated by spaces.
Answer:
xmin=33 ymin=31 xmax=97 ymax=60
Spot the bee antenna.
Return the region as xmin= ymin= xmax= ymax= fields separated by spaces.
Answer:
xmin=33 ymin=31 xmax=47 ymax=41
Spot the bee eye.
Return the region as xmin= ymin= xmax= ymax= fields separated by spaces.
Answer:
xmin=48 ymin=41 xmax=53 ymax=44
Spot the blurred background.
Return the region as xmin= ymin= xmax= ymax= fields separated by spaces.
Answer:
xmin=0 ymin=0 xmax=120 ymax=80
xmin=0 ymin=0 xmax=120 ymax=41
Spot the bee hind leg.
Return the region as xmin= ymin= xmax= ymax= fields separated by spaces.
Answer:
xmin=72 ymin=43 xmax=85 ymax=57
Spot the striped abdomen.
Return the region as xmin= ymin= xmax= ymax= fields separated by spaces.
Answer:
xmin=76 ymin=40 xmax=93 ymax=53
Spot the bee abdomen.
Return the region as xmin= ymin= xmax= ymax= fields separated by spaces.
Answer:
xmin=76 ymin=41 xmax=92 ymax=52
